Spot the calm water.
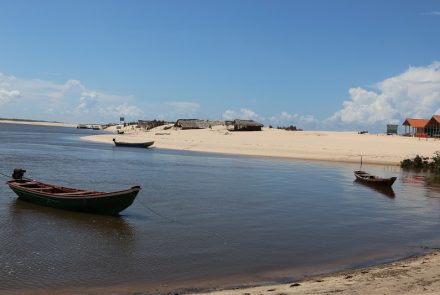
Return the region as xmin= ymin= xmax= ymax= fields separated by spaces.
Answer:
xmin=1 ymin=123 xmax=440 ymax=292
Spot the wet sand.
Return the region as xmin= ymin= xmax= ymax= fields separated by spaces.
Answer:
xmin=4 ymin=250 xmax=440 ymax=295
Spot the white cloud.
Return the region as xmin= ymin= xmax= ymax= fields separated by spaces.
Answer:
xmin=331 ymin=62 xmax=440 ymax=126
xmin=270 ymin=111 xmax=317 ymax=126
xmin=0 ymin=89 xmax=20 ymax=104
xmin=0 ymin=73 xmax=142 ymax=123
xmin=167 ymin=101 xmax=199 ymax=114
xmin=421 ymin=11 xmax=440 ymax=16
xmin=100 ymin=103 xmax=144 ymax=118
xmin=159 ymin=101 xmax=201 ymax=119
xmin=74 ymin=91 xmax=98 ymax=114
xmin=222 ymin=108 xmax=262 ymax=121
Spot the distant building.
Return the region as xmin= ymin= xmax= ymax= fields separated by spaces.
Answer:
xmin=402 ymin=118 xmax=429 ymax=137
xmin=175 ymin=119 xmax=210 ymax=129
xmin=174 ymin=119 xmax=224 ymax=130
xmin=233 ymin=119 xmax=264 ymax=131
xmin=386 ymin=124 xmax=398 ymax=135
xmin=138 ymin=120 xmax=166 ymax=130
xmin=425 ymin=115 xmax=440 ymax=138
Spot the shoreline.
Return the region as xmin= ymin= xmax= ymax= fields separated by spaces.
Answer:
xmin=82 ymin=125 xmax=440 ymax=166
xmin=0 ymin=119 xmax=77 ymax=128
xmin=189 ymin=249 xmax=440 ymax=295
xmin=4 ymin=250 xmax=440 ymax=295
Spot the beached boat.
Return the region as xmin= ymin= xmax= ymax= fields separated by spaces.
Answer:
xmin=354 ymin=170 xmax=397 ymax=187
xmin=113 ymin=138 xmax=154 ymax=148
xmin=6 ymin=169 xmax=141 ymax=215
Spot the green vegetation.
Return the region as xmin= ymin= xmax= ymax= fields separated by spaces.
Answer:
xmin=401 ymin=151 xmax=440 ymax=172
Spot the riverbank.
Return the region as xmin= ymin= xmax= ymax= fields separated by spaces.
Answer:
xmin=189 ymin=249 xmax=440 ymax=295
xmin=0 ymin=119 xmax=77 ymax=128
xmin=5 ymin=250 xmax=440 ymax=295
xmin=82 ymin=125 xmax=440 ymax=165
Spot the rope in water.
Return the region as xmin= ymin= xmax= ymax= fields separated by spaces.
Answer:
xmin=140 ymin=202 xmax=178 ymax=223
xmin=0 ymin=171 xmax=11 ymax=179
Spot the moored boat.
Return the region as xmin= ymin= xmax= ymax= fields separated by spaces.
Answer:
xmin=354 ymin=170 xmax=397 ymax=187
xmin=113 ymin=138 xmax=154 ymax=148
xmin=6 ymin=169 xmax=141 ymax=215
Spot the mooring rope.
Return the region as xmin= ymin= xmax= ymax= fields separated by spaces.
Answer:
xmin=0 ymin=171 xmax=11 ymax=179
xmin=140 ymin=202 xmax=178 ymax=223
xmin=138 ymin=200 xmax=241 ymax=251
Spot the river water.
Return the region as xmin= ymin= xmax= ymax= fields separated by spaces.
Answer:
xmin=1 ymin=123 xmax=440 ymax=292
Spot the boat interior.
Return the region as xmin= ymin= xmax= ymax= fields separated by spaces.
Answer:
xmin=12 ymin=180 xmax=104 ymax=196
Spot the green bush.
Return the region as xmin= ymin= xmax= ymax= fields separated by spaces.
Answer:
xmin=401 ymin=152 xmax=440 ymax=171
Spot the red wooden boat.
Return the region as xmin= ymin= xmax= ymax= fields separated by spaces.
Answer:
xmin=354 ymin=170 xmax=397 ymax=187
xmin=7 ymin=169 xmax=141 ymax=215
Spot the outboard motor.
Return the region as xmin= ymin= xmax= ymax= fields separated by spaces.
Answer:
xmin=12 ymin=168 xmax=26 ymax=180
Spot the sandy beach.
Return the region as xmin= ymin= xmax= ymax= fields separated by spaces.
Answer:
xmin=83 ymin=125 xmax=440 ymax=165
xmin=188 ymin=250 xmax=440 ymax=295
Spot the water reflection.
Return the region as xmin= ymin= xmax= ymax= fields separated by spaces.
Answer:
xmin=5 ymin=123 xmax=440 ymax=292
xmin=354 ymin=180 xmax=396 ymax=198
xmin=9 ymin=199 xmax=135 ymax=240
xmin=403 ymin=174 xmax=440 ymax=200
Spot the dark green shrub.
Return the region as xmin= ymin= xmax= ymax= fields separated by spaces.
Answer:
xmin=401 ymin=152 xmax=440 ymax=171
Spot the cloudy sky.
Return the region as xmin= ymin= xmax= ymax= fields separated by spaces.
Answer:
xmin=1 ymin=0 xmax=440 ymax=131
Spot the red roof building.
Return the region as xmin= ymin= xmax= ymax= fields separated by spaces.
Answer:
xmin=402 ymin=118 xmax=429 ymax=136
xmin=425 ymin=115 xmax=440 ymax=138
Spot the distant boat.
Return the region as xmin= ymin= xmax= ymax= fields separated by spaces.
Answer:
xmin=354 ymin=170 xmax=397 ymax=187
xmin=113 ymin=138 xmax=154 ymax=148
xmin=7 ymin=169 xmax=141 ymax=215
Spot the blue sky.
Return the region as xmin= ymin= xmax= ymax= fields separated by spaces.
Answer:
xmin=1 ymin=0 xmax=440 ymax=131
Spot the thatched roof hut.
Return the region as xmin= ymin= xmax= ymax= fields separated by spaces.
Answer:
xmin=138 ymin=120 xmax=166 ymax=130
xmin=175 ymin=119 xmax=210 ymax=129
xmin=233 ymin=119 xmax=264 ymax=131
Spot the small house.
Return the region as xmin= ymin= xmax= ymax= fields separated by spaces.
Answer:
xmin=425 ymin=115 xmax=440 ymax=138
xmin=402 ymin=118 xmax=429 ymax=137
xmin=386 ymin=124 xmax=398 ymax=135
xmin=138 ymin=120 xmax=166 ymax=130
xmin=233 ymin=119 xmax=264 ymax=131
xmin=175 ymin=119 xmax=210 ymax=130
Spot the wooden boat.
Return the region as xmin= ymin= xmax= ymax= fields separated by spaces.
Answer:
xmin=6 ymin=169 xmax=141 ymax=215
xmin=354 ymin=170 xmax=397 ymax=187
xmin=113 ymin=138 xmax=154 ymax=148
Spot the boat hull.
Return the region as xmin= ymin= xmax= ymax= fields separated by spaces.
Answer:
xmin=113 ymin=141 xmax=154 ymax=148
xmin=8 ymin=182 xmax=140 ymax=215
xmin=354 ymin=171 xmax=397 ymax=187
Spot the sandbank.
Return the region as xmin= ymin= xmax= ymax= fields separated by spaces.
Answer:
xmin=0 ymin=119 xmax=77 ymax=128
xmin=82 ymin=125 xmax=440 ymax=165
